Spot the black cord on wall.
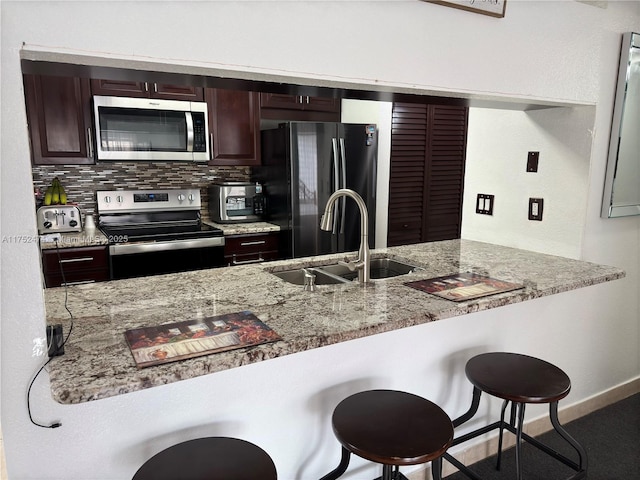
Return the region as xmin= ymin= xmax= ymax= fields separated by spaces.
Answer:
xmin=27 ymin=240 xmax=75 ymax=429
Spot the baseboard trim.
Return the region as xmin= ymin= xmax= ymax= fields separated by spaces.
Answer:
xmin=407 ymin=377 xmax=640 ymax=479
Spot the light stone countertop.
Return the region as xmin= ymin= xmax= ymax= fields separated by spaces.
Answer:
xmin=39 ymin=230 xmax=109 ymax=250
xmin=204 ymin=220 xmax=280 ymax=235
xmin=43 ymin=240 xmax=625 ymax=404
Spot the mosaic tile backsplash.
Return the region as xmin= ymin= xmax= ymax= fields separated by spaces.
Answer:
xmin=32 ymin=162 xmax=251 ymax=221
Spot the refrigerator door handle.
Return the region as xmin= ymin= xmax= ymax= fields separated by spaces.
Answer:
xmin=331 ymin=137 xmax=340 ymax=234
xmin=339 ymin=137 xmax=347 ymax=234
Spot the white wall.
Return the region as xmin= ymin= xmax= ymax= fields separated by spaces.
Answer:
xmin=462 ymin=106 xmax=595 ymax=258
xmin=2 ymin=1 xmax=639 ymax=479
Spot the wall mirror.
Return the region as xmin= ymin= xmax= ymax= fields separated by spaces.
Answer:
xmin=602 ymin=32 xmax=640 ymax=218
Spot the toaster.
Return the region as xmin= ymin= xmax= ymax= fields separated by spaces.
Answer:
xmin=37 ymin=205 xmax=83 ymax=234
xmin=209 ymin=182 xmax=266 ymax=223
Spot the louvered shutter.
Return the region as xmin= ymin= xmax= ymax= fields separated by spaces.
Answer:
xmin=387 ymin=103 xmax=468 ymax=246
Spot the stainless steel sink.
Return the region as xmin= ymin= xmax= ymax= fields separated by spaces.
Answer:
xmin=271 ymin=268 xmax=348 ymax=285
xmin=320 ymin=258 xmax=422 ymax=281
xmin=271 ymin=257 xmax=422 ymax=285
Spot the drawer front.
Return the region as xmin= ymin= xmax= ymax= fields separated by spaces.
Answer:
xmin=225 ymin=249 xmax=280 ymax=266
xmin=224 ymin=233 xmax=279 ymax=266
xmin=42 ymin=246 xmax=109 ymax=274
xmin=225 ymin=233 xmax=278 ymax=255
xmin=44 ymin=269 xmax=110 ymax=288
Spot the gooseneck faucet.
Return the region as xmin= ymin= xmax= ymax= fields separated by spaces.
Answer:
xmin=320 ymin=189 xmax=371 ymax=284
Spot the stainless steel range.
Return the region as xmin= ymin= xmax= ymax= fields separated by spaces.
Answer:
xmin=97 ymin=189 xmax=225 ymax=280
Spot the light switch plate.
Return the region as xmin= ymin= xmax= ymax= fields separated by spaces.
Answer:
xmin=528 ymin=198 xmax=544 ymax=221
xmin=527 ymin=152 xmax=539 ymax=172
xmin=476 ymin=194 xmax=494 ymax=215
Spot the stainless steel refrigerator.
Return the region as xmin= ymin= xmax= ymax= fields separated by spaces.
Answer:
xmin=255 ymin=122 xmax=378 ymax=259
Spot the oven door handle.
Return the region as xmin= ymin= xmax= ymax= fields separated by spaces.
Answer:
xmin=109 ymin=237 xmax=225 ymax=255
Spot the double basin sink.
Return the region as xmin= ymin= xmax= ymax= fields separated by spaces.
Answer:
xmin=272 ymin=257 xmax=423 ymax=285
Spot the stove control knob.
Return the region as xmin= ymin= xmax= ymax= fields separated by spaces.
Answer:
xmin=188 ymin=194 xmax=195 ymax=202
xmin=104 ymin=196 xmax=112 ymax=204
xmin=116 ymin=195 xmax=124 ymax=203
xmin=43 ymin=221 xmax=52 ymax=229
xmin=177 ymin=194 xmax=186 ymax=202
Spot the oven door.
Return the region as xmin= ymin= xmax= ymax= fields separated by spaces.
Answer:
xmin=109 ymin=238 xmax=225 ymax=280
xmin=93 ymin=96 xmax=209 ymax=162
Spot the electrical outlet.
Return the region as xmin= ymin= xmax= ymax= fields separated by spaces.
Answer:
xmin=527 ymin=151 xmax=539 ymax=172
xmin=528 ymin=198 xmax=544 ymax=221
xmin=476 ymin=194 xmax=494 ymax=215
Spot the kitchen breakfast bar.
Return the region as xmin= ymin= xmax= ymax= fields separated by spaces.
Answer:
xmin=43 ymin=239 xmax=625 ymax=405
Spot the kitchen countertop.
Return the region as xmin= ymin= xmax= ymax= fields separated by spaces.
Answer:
xmin=39 ymin=222 xmax=279 ymax=251
xmin=204 ymin=220 xmax=280 ymax=235
xmin=43 ymin=240 xmax=625 ymax=404
xmin=39 ymin=230 xmax=109 ymax=250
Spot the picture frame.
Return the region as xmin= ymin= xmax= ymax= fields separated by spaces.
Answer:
xmin=424 ymin=0 xmax=507 ymax=18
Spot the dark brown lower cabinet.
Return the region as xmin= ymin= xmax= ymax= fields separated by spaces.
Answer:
xmin=224 ymin=232 xmax=280 ymax=266
xmin=42 ymin=246 xmax=110 ymax=288
xmin=387 ymin=103 xmax=468 ymax=247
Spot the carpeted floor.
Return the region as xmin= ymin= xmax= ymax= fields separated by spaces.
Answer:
xmin=444 ymin=393 xmax=640 ymax=480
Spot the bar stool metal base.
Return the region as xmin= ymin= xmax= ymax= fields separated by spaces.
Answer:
xmin=443 ymin=353 xmax=588 ymax=480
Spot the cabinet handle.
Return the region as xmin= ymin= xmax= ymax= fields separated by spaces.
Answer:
xmin=210 ymin=133 xmax=214 ymax=154
xmin=231 ymin=254 xmax=265 ymax=265
xmin=240 ymin=240 xmax=266 ymax=247
xmin=60 ymin=257 xmax=94 ymax=264
xmin=87 ymin=128 xmax=93 ymax=159
xmin=61 ymin=280 xmax=95 ymax=287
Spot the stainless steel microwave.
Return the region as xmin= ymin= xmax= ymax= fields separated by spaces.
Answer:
xmin=93 ymin=96 xmax=209 ymax=162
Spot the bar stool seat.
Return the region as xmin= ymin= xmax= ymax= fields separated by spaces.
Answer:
xmin=319 ymin=389 xmax=453 ymax=480
xmin=132 ymin=437 xmax=277 ymax=480
xmin=443 ymin=352 xmax=587 ymax=480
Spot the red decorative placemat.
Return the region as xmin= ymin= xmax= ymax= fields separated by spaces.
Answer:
xmin=404 ymin=273 xmax=524 ymax=302
xmin=124 ymin=311 xmax=281 ymax=368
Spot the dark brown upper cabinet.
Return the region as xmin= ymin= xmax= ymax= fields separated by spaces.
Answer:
xmin=90 ymin=79 xmax=204 ymax=101
xmin=387 ymin=103 xmax=469 ymax=246
xmin=206 ymin=88 xmax=260 ymax=166
xmin=23 ymin=74 xmax=95 ymax=165
xmin=260 ymin=93 xmax=341 ymax=121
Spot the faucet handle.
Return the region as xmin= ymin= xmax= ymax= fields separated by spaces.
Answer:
xmin=338 ymin=260 xmax=357 ymax=271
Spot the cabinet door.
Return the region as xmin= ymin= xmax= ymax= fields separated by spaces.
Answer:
xmin=90 ymin=79 xmax=149 ymax=97
xmin=207 ymin=89 xmax=260 ymax=166
xmin=24 ymin=74 xmax=94 ymax=165
xmin=260 ymin=92 xmax=341 ymax=122
xmin=152 ymin=83 xmax=204 ymax=101
xmin=224 ymin=233 xmax=279 ymax=266
xmin=302 ymin=96 xmax=341 ymax=113
xmin=91 ymin=79 xmax=204 ymax=101
xmin=387 ymin=103 xmax=468 ymax=246
xmin=259 ymin=93 xmax=302 ymax=110
xmin=42 ymin=246 xmax=110 ymax=288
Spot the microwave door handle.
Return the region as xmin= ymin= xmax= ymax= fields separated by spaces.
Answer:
xmin=185 ymin=112 xmax=194 ymax=152
xmin=331 ymin=138 xmax=340 ymax=234
xmin=339 ymin=137 xmax=347 ymax=234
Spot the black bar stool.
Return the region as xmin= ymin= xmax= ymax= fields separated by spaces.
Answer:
xmin=132 ymin=436 xmax=277 ymax=480
xmin=443 ymin=352 xmax=588 ymax=480
xmin=319 ymin=389 xmax=453 ymax=480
